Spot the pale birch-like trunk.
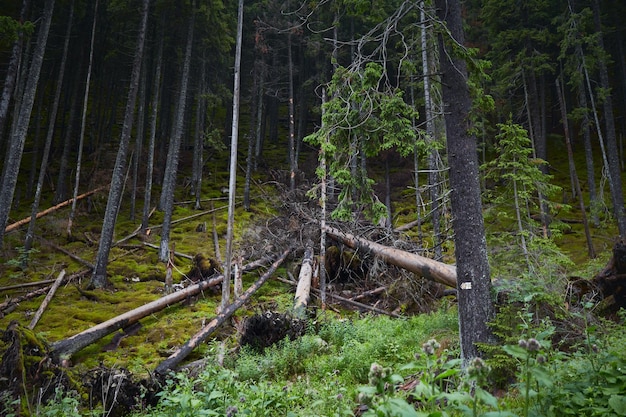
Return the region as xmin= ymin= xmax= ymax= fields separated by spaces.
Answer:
xmin=222 ymin=0 xmax=244 ymax=311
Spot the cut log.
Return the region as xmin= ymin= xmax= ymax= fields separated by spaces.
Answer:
xmin=4 ymin=186 xmax=106 ymax=233
xmin=154 ymin=247 xmax=291 ymax=375
xmin=28 ymin=270 xmax=66 ymax=329
xmin=323 ymin=226 xmax=457 ymax=288
xmin=293 ymin=245 xmax=313 ymax=318
xmin=50 ymin=258 xmax=271 ymax=364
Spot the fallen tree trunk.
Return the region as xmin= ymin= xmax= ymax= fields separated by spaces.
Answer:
xmin=323 ymin=226 xmax=457 ymax=288
xmin=0 ymin=269 xmax=88 ymax=316
xmin=50 ymin=258 xmax=272 ymax=364
xmin=4 ymin=186 xmax=106 ymax=233
xmin=50 ymin=274 xmax=224 ymax=364
xmin=155 ymin=247 xmax=291 ymax=375
xmin=293 ymin=245 xmax=313 ymax=318
xmin=28 ymin=270 xmax=66 ymax=329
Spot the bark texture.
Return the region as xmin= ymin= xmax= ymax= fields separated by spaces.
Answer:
xmin=436 ymin=0 xmax=495 ymax=362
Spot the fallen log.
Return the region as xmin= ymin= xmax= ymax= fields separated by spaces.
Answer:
xmin=0 ymin=278 xmax=58 ymax=292
xmin=4 ymin=186 xmax=106 ymax=233
xmin=50 ymin=258 xmax=271 ymax=364
xmin=323 ymin=226 xmax=457 ymax=288
xmin=293 ymin=245 xmax=313 ymax=318
xmin=28 ymin=270 xmax=66 ymax=330
xmin=0 ymin=269 xmax=89 ymax=316
xmin=155 ymin=247 xmax=291 ymax=375
xmin=50 ymin=275 xmax=224 ymax=364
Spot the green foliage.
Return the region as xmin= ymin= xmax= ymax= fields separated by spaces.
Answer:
xmin=0 ymin=16 xmax=34 ymax=46
xmin=482 ymin=118 xmax=571 ymax=276
xmin=35 ymin=387 xmax=81 ymax=417
xmin=304 ymin=62 xmax=420 ymax=223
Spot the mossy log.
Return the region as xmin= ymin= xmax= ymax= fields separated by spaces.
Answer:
xmin=50 ymin=274 xmax=224 ymax=364
xmin=323 ymin=226 xmax=457 ymax=288
xmin=154 ymin=248 xmax=291 ymax=375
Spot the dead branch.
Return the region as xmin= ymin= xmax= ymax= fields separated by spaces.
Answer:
xmin=323 ymin=226 xmax=457 ymax=288
xmin=155 ymin=247 xmax=292 ymax=375
xmin=28 ymin=270 xmax=66 ymax=329
xmin=38 ymin=237 xmax=94 ymax=269
xmin=4 ymin=186 xmax=106 ymax=233
xmin=0 ymin=279 xmax=58 ymax=292
xmin=0 ymin=269 xmax=88 ymax=316
xmin=114 ymin=207 xmax=156 ymax=246
xmin=143 ymin=242 xmax=193 ymax=260
xmin=50 ymin=257 xmax=274 ymax=364
xmin=350 ymin=286 xmax=387 ymax=301
xmin=312 ymin=286 xmax=401 ymax=318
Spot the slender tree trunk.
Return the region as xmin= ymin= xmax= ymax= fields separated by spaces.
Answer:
xmin=244 ymin=59 xmax=259 ymax=211
xmin=54 ymin=77 xmax=79 ymax=204
xmin=91 ymin=0 xmax=149 ymax=288
xmin=577 ymin=84 xmax=599 ymax=226
xmin=319 ymin=87 xmax=328 ymax=309
xmin=193 ymin=57 xmax=207 ymax=211
xmin=0 ymin=0 xmax=55 ymax=248
xmin=222 ymin=0 xmax=244 ymax=311
xmin=67 ymin=0 xmax=98 ymax=238
xmin=436 ymin=0 xmax=495 ymax=363
xmin=556 ymin=76 xmax=595 ymax=259
xmin=422 ymin=0 xmax=443 ymax=259
xmin=0 ymin=0 xmax=30 ymax=143
xmin=24 ymin=0 xmax=75 ymax=252
xmin=254 ymin=59 xmax=265 ymax=170
xmin=591 ymin=0 xmax=626 ymax=238
xmin=130 ymin=62 xmax=147 ymax=221
xmin=288 ymin=32 xmax=297 ymax=191
xmin=141 ymin=36 xmax=163 ymax=235
xmin=158 ymin=11 xmax=195 ymax=262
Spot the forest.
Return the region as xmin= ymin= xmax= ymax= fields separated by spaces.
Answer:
xmin=1 ymin=0 xmax=626 ymax=415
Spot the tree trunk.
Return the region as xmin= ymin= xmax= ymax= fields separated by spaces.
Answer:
xmin=0 ymin=0 xmax=29 ymax=143
xmin=324 ymin=226 xmax=457 ymax=288
xmin=158 ymin=11 xmax=195 ymax=262
xmin=91 ymin=0 xmax=149 ymax=289
xmin=141 ymin=35 xmax=163 ymax=235
xmin=67 ymin=0 xmax=98 ymax=238
xmin=422 ymin=0 xmax=443 ymax=259
xmin=51 ymin=274 xmax=224 ymax=364
xmin=192 ymin=57 xmax=207 ymax=211
xmin=222 ymin=0 xmax=244 ymax=311
xmin=592 ymin=0 xmax=626 ymax=238
xmin=287 ymin=32 xmax=297 ymax=191
xmin=24 ymin=0 xmax=74 ymax=252
xmin=0 ymin=0 xmax=55 ymax=248
xmin=436 ymin=0 xmax=495 ymax=363
xmin=155 ymin=247 xmax=291 ymax=375
xmin=556 ymin=76 xmax=596 ymax=259
xmin=130 ymin=60 xmax=147 ymax=221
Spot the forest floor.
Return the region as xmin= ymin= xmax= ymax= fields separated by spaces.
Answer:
xmin=0 ymin=143 xmax=623 ymax=415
